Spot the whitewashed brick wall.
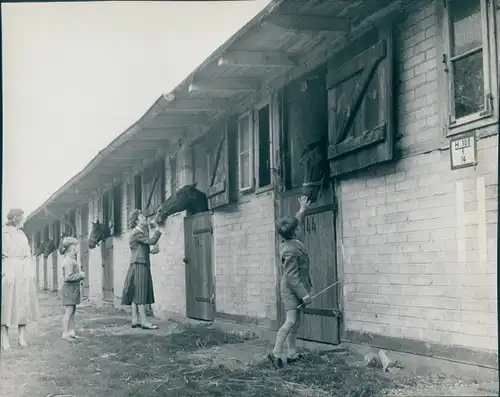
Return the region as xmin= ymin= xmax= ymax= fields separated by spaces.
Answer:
xmin=112 ymin=181 xmax=130 ymax=306
xmin=213 ymin=191 xmax=277 ymax=320
xmin=340 ymin=0 xmax=498 ymax=352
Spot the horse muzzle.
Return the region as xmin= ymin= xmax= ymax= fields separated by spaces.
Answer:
xmin=302 ymin=185 xmax=321 ymax=203
xmin=88 ymin=239 xmax=97 ymax=249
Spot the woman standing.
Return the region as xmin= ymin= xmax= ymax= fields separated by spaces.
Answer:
xmin=1 ymin=208 xmax=39 ymax=351
xmin=121 ymin=209 xmax=163 ymax=330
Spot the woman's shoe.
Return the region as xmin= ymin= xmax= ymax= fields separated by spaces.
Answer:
xmin=140 ymin=323 xmax=159 ymax=330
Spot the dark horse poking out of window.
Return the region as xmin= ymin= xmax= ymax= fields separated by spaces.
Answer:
xmin=43 ymin=239 xmax=56 ymax=258
xmin=155 ymin=183 xmax=208 ymax=225
xmin=88 ymin=220 xmax=112 ymax=249
xmin=300 ymin=135 xmax=329 ymax=203
xmin=34 ymin=244 xmax=45 ymax=257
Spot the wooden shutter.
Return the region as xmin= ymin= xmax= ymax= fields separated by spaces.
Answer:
xmin=206 ymin=125 xmax=232 ymax=210
xmin=326 ymin=27 xmax=395 ymax=177
xmin=134 ymin=174 xmax=142 ymax=210
xmin=142 ymin=159 xmax=165 ymax=217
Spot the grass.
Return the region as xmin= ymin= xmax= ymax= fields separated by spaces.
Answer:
xmin=1 ymin=294 xmax=478 ymax=397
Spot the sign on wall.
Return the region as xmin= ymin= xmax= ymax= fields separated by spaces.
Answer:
xmin=449 ymin=131 xmax=477 ymax=170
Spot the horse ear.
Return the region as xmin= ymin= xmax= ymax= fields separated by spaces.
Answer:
xmin=193 ymin=181 xmax=198 ymax=188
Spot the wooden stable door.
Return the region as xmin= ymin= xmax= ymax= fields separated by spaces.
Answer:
xmin=101 ymin=191 xmax=114 ymax=302
xmin=184 ymin=212 xmax=215 ymax=321
xmin=80 ymin=205 xmax=90 ymax=299
xmin=279 ymin=186 xmax=340 ymax=345
xmin=101 ymin=238 xmax=114 ymax=302
xmin=298 ymin=205 xmax=339 ymax=344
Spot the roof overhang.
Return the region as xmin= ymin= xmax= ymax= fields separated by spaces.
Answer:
xmin=24 ymin=0 xmax=409 ymax=234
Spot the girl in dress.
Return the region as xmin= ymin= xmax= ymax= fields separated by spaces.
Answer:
xmin=60 ymin=236 xmax=85 ymax=340
xmin=2 ymin=208 xmax=39 ymax=351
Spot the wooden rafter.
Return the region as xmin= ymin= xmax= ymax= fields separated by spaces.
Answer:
xmin=188 ymin=78 xmax=260 ymax=94
xmin=218 ymin=51 xmax=296 ymax=68
xmin=161 ymin=97 xmax=230 ymax=112
xmin=265 ymin=13 xmax=350 ymax=32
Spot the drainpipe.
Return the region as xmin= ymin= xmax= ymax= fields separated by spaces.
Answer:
xmin=497 ymin=95 xmax=499 ymax=374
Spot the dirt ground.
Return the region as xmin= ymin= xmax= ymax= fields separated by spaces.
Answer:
xmin=0 ymin=292 xmax=497 ymax=397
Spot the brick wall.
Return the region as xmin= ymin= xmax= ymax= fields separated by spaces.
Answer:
xmin=112 ymin=182 xmax=130 ymax=307
xmin=213 ymin=191 xmax=277 ymax=320
xmin=340 ymin=0 xmax=498 ymax=353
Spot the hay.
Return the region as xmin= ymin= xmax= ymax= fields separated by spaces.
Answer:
xmin=1 ymin=295 xmax=485 ymax=397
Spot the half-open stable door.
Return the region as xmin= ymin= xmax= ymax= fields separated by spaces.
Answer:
xmin=184 ymin=212 xmax=215 ymax=321
xmin=298 ymin=204 xmax=340 ymax=344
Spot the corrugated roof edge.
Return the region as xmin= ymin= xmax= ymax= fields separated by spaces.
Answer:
xmin=24 ymin=0 xmax=283 ymax=227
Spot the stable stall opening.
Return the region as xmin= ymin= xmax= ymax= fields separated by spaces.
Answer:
xmin=282 ymin=68 xmax=329 ymax=192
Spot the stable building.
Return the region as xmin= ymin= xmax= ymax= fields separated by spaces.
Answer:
xmin=24 ymin=0 xmax=498 ymax=370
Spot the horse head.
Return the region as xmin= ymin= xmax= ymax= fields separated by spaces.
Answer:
xmin=155 ymin=182 xmax=209 ymax=224
xmin=88 ymin=219 xmax=112 ymax=249
xmin=34 ymin=244 xmax=45 ymax=257
xmin=43 ymin=239 xmax=56 ymax=258
xmin=300 ymin=136 xmax=329 ymax=203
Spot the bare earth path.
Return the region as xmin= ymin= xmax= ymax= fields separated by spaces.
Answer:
xmin=1 ymin=293 xmax=497 ymax=397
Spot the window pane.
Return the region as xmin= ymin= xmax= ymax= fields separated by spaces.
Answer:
xmin=453 ymin=50 xmax=484 ymax=118
xmin=240 ymin=152 xmax=250 ymax=188
xmin=238 ymin=116 xmax=250 ymax=153
xmin=450 ymin=0 xmax=482 ymax=56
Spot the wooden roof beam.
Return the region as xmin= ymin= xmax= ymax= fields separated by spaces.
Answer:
xmin=218 ymin=51 xmax=296 ymax=68
xmin=151 ymin=114 xmax=211 ymax=127
xmin=188 ymin=78 xmax=260 ymax=94
xmin=265 ymin=13 xmax=350 ymax=32
xmin=161 ymin=96 xmax=230 ymax=112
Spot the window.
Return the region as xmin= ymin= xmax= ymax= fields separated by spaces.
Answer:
xmin=237 ymin=112 xmax=254 ymax=192
xmin=134 ymin=174 xmax=142 ymax=210
xmin=283 ymin=74 xmax=329 ymax=188
xmin=169 ymin=156 xmax=178 ymax=196
xmin=257 ymin=104 xmax=271 ymax=188
xmin=443 ymin=0 xmax=497 ymax=131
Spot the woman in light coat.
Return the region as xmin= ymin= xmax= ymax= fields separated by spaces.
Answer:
xmin=1 ymin=208 xmax=39 ymax=351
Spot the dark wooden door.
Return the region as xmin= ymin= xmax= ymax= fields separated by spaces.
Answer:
xmin=52 ymin=221 xmax=60 ymax=291
xmin=184 ymin=212 xmax=214 ymax=321
xmin=43 ymin=256 xmax=48 ymax=290
xmin=101 ymin=238 xmax=114 ymax=302
xmin=101 ymin=191 xmax=114 ymax=302
xmin=80 ymin=204 xmax=90 ymax=299
xmin=279 ymin=186 xmax=340 ymax=345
